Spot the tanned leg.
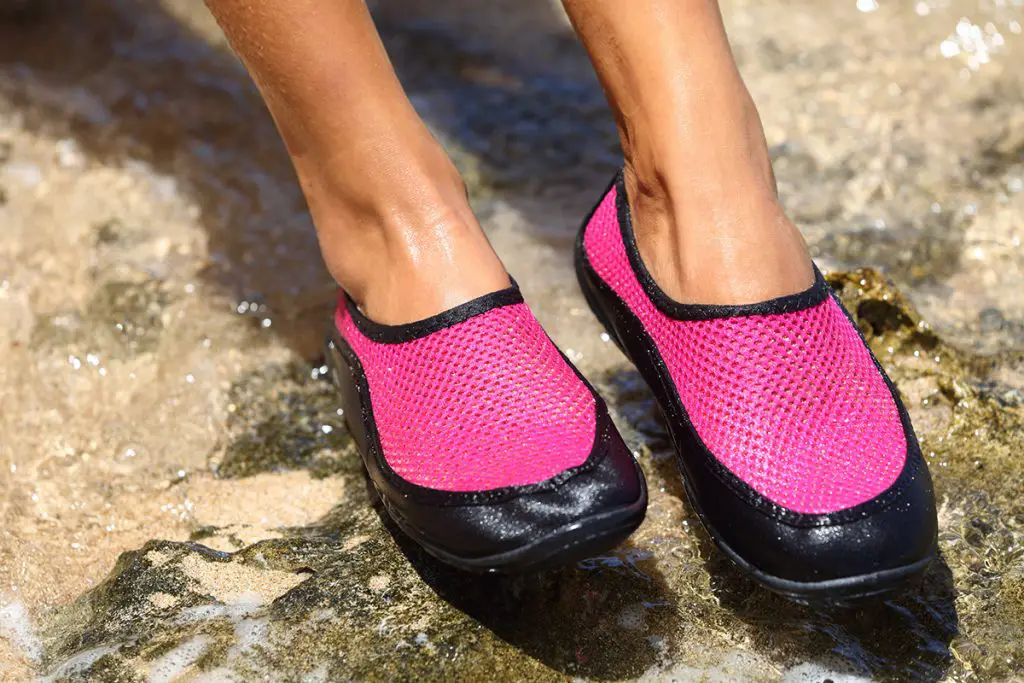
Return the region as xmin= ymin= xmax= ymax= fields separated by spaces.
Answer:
xmin=204 ymin=0 xmax=510 ymax=323
xmin=562 ymin=0 xmax=813 ymax=304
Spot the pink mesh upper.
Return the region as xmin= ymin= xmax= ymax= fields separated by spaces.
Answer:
xmin=336 ymin=300 xmax=596 ymax=492
xmin=583 ymin=186 xmax=907 ymax=514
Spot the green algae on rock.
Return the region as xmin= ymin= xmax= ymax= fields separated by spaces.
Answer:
xmin=211 ymin=361 xmax=356 ymax=479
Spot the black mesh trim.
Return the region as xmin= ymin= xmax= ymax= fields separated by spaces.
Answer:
xmin=611 ymin=171 xmax=829 ymax=321
xmin=344 ymin=282 xmax=523 ymax=344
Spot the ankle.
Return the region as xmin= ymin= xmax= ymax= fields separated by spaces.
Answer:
xmin=351 ymin=211 xmax=510 ymax=324
xmin=620 ymin=84 xmax=778 ymax=208
xmin=622 ymin=151 xmax=783 ymax=247
xmin=300 ymin=156 xmax=509 ymax=324
xmin=622 ymin=158 xmax=813 ymax=306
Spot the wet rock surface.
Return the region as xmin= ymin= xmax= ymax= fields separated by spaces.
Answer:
xmin=0 ymin=0 xmax=1022 ymax=681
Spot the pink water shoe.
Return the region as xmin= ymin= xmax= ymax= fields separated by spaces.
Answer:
xmin=326 ymin=282 xmax=647 ymax=572
xmin=575 ymin=172 xmax=937 ymax=600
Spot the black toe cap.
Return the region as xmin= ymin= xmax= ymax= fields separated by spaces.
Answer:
xmin=683 ymin=434 xmax=938 ymax=585
xmin=375 ymin=406 xmax=647 ymax=563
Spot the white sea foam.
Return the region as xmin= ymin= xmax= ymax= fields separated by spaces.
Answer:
xmin=0 ymin=600 xmax=43 ymax=663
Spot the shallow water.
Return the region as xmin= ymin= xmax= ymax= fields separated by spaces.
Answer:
xmin=0 ymin=0 xmax=1021 ymax=681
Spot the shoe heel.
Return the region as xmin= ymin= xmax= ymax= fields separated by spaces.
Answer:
xmin=574 ymin=236 xmax=628 ymax=357
xmin=324 ymin=333 xmax=369 ymax=457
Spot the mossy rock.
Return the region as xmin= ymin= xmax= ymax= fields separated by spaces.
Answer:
xmin=212 ymin=361 xmax=357 ymax=479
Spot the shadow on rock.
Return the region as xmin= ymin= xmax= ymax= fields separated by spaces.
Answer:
xmin=367 ymin=481 xmax=680 ymax=681
xmin=702 ymin=531 xmax=960 ymax=681
xmin=38 ymin=433 xmax=676 ymax=681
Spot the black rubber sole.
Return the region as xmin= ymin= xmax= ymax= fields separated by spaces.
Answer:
xmin=677 ymin=473 xmax=933 ymax=603
xmin=574 ymin=241 xmax=931 ymax=601
xmin=372 ymin=475 xmax=647 ymax=574
xmin=324 ymin=334 xmax=648 ymax=575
